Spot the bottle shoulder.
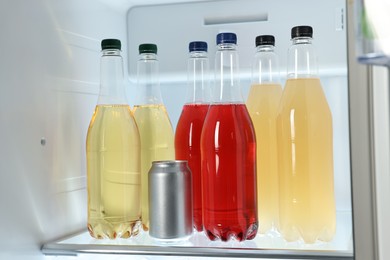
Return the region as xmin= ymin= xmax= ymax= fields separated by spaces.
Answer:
xmin=133 ymin=104 xmax=173 ymax=127
xmin=87 ymin=105 xmax=139 ymax=136
xmin=204 ymin=104 xmax=251 ymax=122
xmin=278 ymin=78 xmax=331 ymax=116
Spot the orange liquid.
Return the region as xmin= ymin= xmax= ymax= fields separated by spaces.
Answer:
xmin=247 ymin=83 xmax=282 ymax=234
xmin=277 ymin=78 xmax=336 ymax=243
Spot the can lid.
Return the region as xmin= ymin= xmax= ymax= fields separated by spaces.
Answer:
xmin=291 ymin=25 xmax=313 ymax=39
xmin=139 ymin=43 xmax=158 ymax=54
xmin=217 ymin=32 xmax=237 ymax=45
xmin=189 ymin=41 xmax=208 ymax=52
xmin=255 ymin=35 xmax=275 ymax=46
xmin=151 ymin=160 xmax=188 ymax=168
xmin=101 ymin=39 xmax=121 ymax=50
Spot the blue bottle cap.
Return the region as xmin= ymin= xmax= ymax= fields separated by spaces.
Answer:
xmin=216 ymin=32 xmax=237 ymax=45
xmin=189 ymin=41 xmax=208 ymax=52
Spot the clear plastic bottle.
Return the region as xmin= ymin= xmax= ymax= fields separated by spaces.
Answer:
xmin=201 ymin=32 xmax=258 ymax=242
xmin=246 ymin=35 xmax=282 ymax=235
xmin=132 ymin=43 xmax=175 ymax=231
xmin=175 ymin=41 xmax=210 ymax=232
xmin=277 ymin=26 xmax=336 ymax=243
xmin=86 ymin=39 xmax=141 ymax=239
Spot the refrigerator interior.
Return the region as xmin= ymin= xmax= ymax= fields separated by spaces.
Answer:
xmin=0 ymin=0 xmax=353 ymax=259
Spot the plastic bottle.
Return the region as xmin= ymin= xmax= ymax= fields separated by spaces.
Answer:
xmin=277 ymin=26 xmax=336 ymax=243
xmin=246 ymin=35 xmax=282 ymax=235
xmin=86 ymin=39 xmax=141 ymax=239
xmin=175 ymin=41 xmax=210 ymax=232
xmin=132 ymin=43 xmax=175 ymax=231
xmin=201 ymin=32 xmax=258 ymax=242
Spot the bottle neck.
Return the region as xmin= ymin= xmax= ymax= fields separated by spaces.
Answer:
xmin=287 ymin=37 xmax=318 ymax=79
xmin=186 ymin=51 xmax=210 ymax=103
xmin=136 ymin=53 xmax=163 ymax=105
xmin=252 ymin=45 xmax=280 ymax=85
xmin=213 ymin=43 xmax=243 ymax=103
xmin=257 ymin=45 xmax=275 ymax=52
xmin=98 ymin=49 xmax=127 ymax=105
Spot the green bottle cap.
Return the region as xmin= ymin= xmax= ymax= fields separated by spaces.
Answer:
xmin=139 ymin=43 xmax=157 ymax=54
xmin=101 ymin=39 xmax=121 ymax=50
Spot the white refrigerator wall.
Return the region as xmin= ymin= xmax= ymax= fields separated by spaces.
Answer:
xmin=0 ymin=0 xmax=352 ymax=259
xmin=126 ymin=0 xmax=351 ymax=212
xmin=0 ymin=0 xmax=127 ymax=258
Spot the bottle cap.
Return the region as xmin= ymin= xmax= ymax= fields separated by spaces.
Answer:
xmin=189 ymin=41 xmax=208 ymax=52
xmin=101 ymin=39 xmax=121 ymax=50
xmin=291 ymin=26 xmax=313 ymax=39
xmin=139 ymin=43 xmax=158 ymax=54
xmin=216 ymin=32 xmax=237 ymax=45
xmin=255 ymin=35 xmax=275 ymax=46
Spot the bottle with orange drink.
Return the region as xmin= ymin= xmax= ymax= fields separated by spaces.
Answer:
xmin=246 ymin=35 xmax=282 ymax=235
xmin=277 ymin=26 xmax=336 ymax=243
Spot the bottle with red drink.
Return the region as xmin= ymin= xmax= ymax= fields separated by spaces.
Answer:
xmin=201 ymin=32 xmax=258 ymax=242
xmin=175 ymin=41 xmax=210 ymax=232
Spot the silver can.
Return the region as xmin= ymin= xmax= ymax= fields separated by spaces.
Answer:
xmin=148 ymin=160 xmax=193 ymax=241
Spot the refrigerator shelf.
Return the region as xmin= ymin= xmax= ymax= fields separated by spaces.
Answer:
xmin=42 ymin=212 xmax=353 ymax=259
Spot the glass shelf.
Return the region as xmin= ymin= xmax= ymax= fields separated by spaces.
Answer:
xmin=42 ymin=211 xmax=353 ymax=259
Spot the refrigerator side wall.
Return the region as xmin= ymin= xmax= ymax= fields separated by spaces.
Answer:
xmin=0 ymin=0 xmax=127 ymax=258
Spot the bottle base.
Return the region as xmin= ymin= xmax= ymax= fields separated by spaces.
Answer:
xmin=279 ymin=224 xmax=336 ymax=244
xmin=142 ymin=223 xmax=149 ymax=232
xmin=88 ymin=219 xmax=141 ymax=239
xmin=194 ymin=224 xmax=203 ymax=232
xmin=258 ymin=221 xmax=279 ymax=235
xmin=204 ymin=222 xmax=258 ymax=242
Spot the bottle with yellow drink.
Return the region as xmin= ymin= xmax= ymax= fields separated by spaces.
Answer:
xmin=246 ymin=35 xmax=282 ymax=235
xmin=133 ymin=43 xmax=175 ymax=231
xmin=86 ymin=39 xmax=141 ymax=239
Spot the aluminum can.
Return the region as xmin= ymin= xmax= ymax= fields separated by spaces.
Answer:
xmin=148 ymin=160 xmax=193 ymax=240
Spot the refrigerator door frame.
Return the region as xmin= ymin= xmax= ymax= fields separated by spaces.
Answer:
xmin=347 ymin=0 xmax=380 ymax=259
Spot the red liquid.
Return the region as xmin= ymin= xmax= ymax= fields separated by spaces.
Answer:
xmin=201 ymin=103 xmax=258 ymax=241
xmin=175 ymin=103 xmax=209 ymax=231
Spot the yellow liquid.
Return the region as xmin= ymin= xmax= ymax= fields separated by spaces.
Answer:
xmin=277 ymin=78 xmax=336 ymax=243
xmin=86 ymin=104 xmax=141 ymax=239
xmin=246 ymin=83 xmax=282 ymax=234
xmin=133 ymin=104 xmax=175 ymax=230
